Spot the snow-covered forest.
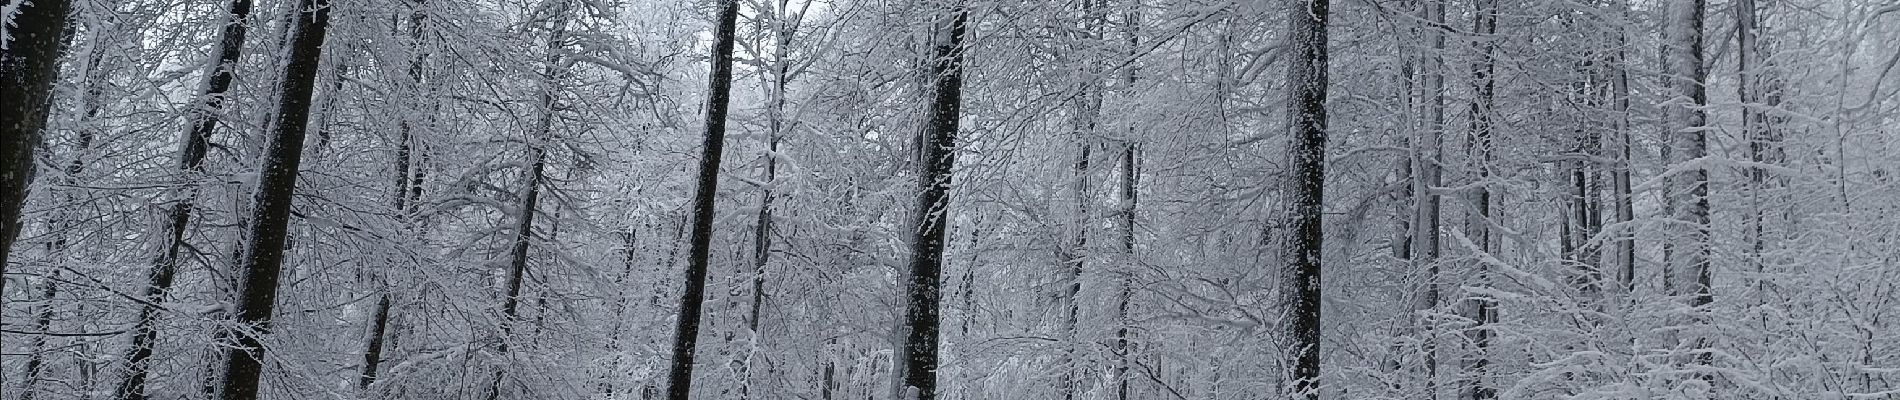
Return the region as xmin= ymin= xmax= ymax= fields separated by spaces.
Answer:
xmin=3 ymin=0 xmax=1899 ymax=398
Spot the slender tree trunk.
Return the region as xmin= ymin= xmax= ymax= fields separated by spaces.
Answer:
xmin=1058 ymin=1 xmax=1101 ymax=390
xmin=1409 ymin=1 xmax=1447 ymax=397
xmin=1459 ymin=1 xmax=1499 ymax=398
xmin=1280 ymin=0 xmax=1330 ymax=397
xmin=1664 ymin=0 xmax=1713 ymax=371
xmin=1110 ymin=3 xmax=1140 ymax=400
xmin=1734 ymin=0 xmax=1782 ymax=302
xmin=894 ymin=3 xmax=969 ymax=399
xmin=1610 ymin=0 xmax=1636 ymax=293
xmin=0 ymin=0 xmax=74 ymax=300
xmin=359 ymin=0 xmax=430 ymax=393
xmin=209 ymin=0 xmax=332 ymax=397
xmin=664 ymin=0 xmax=740 ymax=397
xmin=115 ymin=2 xmax=254 ymax=398
xmin=486 ymin=8 xmax=564 ymax=399
xmin=20 ymin=271 xmax=61 ymax=400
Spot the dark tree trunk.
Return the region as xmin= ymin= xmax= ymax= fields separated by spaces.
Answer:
xmin=486 ymin=7 xmax=563 ymax=398
xmin=359 ymin=0 xmax=430 ymax=393
xmin=1280 ymin=0 xmax=1329 ymax=397
xmin=0 ymin=0 xmax=73 ymax=299
xmin=894 ymin=3 xmax=969 ymax=399
xmin=116 ymin=2 xmax=254 ymax=398
xmin=1459 ymin=0 xmax=1499 ymax=398
xmin=1610 ymin=0 xmax=1636 ymax=293
xmin=210 ymin=0 xmax=332 ymax=397
xmin=663 ymin=0 xmax=740 ymax=397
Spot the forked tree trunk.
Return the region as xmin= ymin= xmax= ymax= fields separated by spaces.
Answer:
xmin=1280 ymin=0 xmax=1330 ymax=397
xmin=210 ymin=0 xmax=333 ymax=396
xmin=664 ymin=0 xmax=741 ymax=397
xmin=894 ymin=3 xmax=969 ymax=399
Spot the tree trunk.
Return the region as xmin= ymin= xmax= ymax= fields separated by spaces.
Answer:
xmin=664 ymin=0 xmax=740 ymax=397
xmin=1734 ymin=0 xmax=1781 ymax=302
xmin=1058 ymin=0 xmax=1101 ymax=391
xmin=1664 ymin=0 xmax=1713 ymax=370
xmin=1410 ymin=1 xmax=1447 ymax=396
xmin=894 ymin=3 xmax=969 ymax=399
xmin=1110 ymin=3 xmax=1140 ymax=400
xmin=1610 ymin=0 xmax=1636 ymax=293
xmin=1459 ymin=0 xmax=1499 ymax=399
xmin=0 ymin=0 xmax=73 ymax=300
xmin=486 ymin=7 xmax=564 ymax=399
xmin=359 ymin=0 xmax=430 ymax=393
xmin=209 ymin=0 xmax=332 ymax=397
xmin=116 ymin=2 xmax=254 ymax=398
xmin=1280 ymin=0 xmax=1329 ymax=397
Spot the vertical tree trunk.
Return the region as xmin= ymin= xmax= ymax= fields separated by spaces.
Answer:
xmin=1610 ymin=0 xmax=1636 ymax=293
xmin=1459 ymin=1 xmax=1499 ymax=399
xmin=117 ymin=2 xmax=255 ymax=398
xmin=1664 ymin=0 xmax=1713 ymax=371
xmin=1734 ymin=0 xmax=1781 ymax=301
xmin=894 ymin=3 xmax=969 ymax=399
xmin=0 ymin=0 xmax=73 ymax=299
xmin=664 ymin=0 xmax=740 ymax=397
xmin=1410 ymin=1 xmax=1447 ymax=396
xmin=209 ymin=0 xmax=332 ymax=396
xmin=1058 ymin=0 xmax=1102 ymax=392
xmin=1280 ymin=0 xmax=1330 ymax=396
xmin=1110 ymin=3 xmax=1140 ymax=400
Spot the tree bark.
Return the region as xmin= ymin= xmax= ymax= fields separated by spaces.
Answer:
xmin=1110 ymin=3 xmax=1140 ymax=400
xmin=1459 ymin=1 xmax=1499 ymax=398
xmin=1409 ymin=1 xmax=1447 ymax=396
xmin=0 ymin=0 xmax=74 ymax=300
xmin=1280 ymin=0 xmax=1330 ymax=397
xmin=485 ymin=6 xmax=564 ymax=399
xmin=115 ymin=2 xmax=254 ymax=398
xmin=1610 ymin=0 xmax=1636 ymax=293
xmin=894 ymin=3 xmax=969 ymax=399
xmin=359 ymin=0 xmax=431 ymax=393
xmin=209 ymin=0 xmax=333 ymax=396
xmin=663 ymin=0 xmax=740 ymax=397
xmin=1664 ymin=0 xmax=1713 ymax=371
xmin=1058 ymin=1 xmax=1102 ymax=393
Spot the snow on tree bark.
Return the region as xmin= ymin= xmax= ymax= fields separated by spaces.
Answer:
xmin=1279 ymin=0 xmax=1330 ymax=397
xmin=209 ymin=0 xmax=332 ymax=396
xmin=664 ymin=0 xmax=740 ymax=397
xmin=0 ymin=0 xmax=73 ymax=301
xmin=894 ymin=3 xmax=968 ymax=399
